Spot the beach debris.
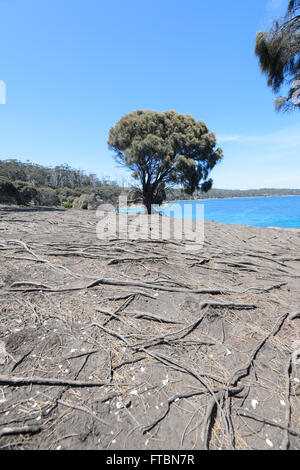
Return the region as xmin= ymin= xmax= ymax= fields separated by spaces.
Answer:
xmin=251 ymin=399 xmax=259 ymax=410
xmin=266 ymin=439 xmax=274 ymax=448
xmin=0 ymin=341 xmax=6 ymax=365
xmin=0 ymin=389 xmax=6 ymax=404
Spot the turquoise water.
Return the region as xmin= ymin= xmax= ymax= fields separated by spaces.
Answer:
xmin=157 ymin=196 xmax=300 ymax=229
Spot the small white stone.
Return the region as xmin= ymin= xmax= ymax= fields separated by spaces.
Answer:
xmin=294 ymin=378 xmax=300 ymax=383
xmin=251 ymin=399 xmax=259 ymax=410
xmin=56 ymin=445 xmax=62 ymax=450
xmin=112 ymin=440 xmax=116 ymax=444
xmin=64 ymin=369 xmax=69 ymax=373
xmin=130 ymin=390 xmax=138 ymax=396
xmin=141 ymin=367 xmax=145 ymax=372
xmin=266 ymin=439 xmax=273 ymax=448
xmin=226 ymin=348 xmax=232 ymax=356
xmin=280 ymin=400 xmax=286 ymax=407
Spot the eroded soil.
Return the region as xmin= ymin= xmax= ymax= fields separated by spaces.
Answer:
xmin=0 ymin=207 xmax=300 ymax=450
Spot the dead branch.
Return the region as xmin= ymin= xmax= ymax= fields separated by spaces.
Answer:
xmin=0 ymin=374 xmax=116 ymax=388
xmin=0 ymin=425 xmax=43 ymax=438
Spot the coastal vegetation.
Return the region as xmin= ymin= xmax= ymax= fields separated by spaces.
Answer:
xmin=0 ymin=159 xmax=123 ymax=207
xmin=1 ymin=158 xmax=300 ymax=208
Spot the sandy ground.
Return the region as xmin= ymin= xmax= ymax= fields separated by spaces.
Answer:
xmin=0 ymin=206 xmax=300 ymax=450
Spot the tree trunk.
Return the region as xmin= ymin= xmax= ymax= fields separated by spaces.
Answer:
xmin=143 ymin=192 xmax=153 ymax=215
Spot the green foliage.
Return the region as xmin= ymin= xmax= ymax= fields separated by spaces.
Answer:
xmin=35 ymin=187 xmax=60 ymax=207
xmin=0 ymin=177 xmax=21 ymax=204
xmin=62 ymin=202 xmax=73 ymax=208
xmin=255 ymin=0 xmax=300 ymax=111
xmin=108 ymin=110 xmax=223 ymax=213
xmin=0 ymin=159 xmax=126 ymax=208
xmin=72 ymin=193 xmax=104 ymax=210
xmin=14 ymin=181 xmax=38 ymax=205
xmin=0 ymin=159 xmax=101 ymax=189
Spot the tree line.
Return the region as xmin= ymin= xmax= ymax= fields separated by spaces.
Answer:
xmin=0 ymin=159 xmax=123 ymax=208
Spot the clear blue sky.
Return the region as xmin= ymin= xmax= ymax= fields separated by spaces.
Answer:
xmin=0 ymin=0 xmax=299 ymax=189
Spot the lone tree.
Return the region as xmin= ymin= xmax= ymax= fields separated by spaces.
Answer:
xmin=108 ymin=110 xmax=223 ymax=214
xmin=255 ymin=0 xmax=300 ymax=111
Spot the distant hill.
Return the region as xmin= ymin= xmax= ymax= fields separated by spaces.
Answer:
xmin=166 ymin=187 xmax=300 ymax=201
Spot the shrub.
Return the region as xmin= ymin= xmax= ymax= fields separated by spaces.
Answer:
xmin=62 ymin=202 xmax=73 ymax=208
xmin=72 ymin=193 xmax=104 ymax=210
xmin=0 ymin=177 xmax=21 ymax=204
xmin=57 ymin=187 xmax=81 ymax=205
xmin=14 ymin=181 xmax=38 ymax=205
xmin=35 ymin=187 xmax=60 ymax=206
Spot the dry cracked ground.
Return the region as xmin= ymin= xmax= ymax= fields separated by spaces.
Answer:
xmin=0 ymin=206 xmax=300 ymax=450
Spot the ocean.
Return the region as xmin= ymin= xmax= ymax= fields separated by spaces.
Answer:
xmin=157 ymin=196 xmax=300 ymax=229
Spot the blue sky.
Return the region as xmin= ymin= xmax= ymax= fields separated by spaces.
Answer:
xmin=0 ymin=0 xmax=299 ymax=189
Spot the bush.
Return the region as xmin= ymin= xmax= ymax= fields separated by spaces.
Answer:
xmin=57 ymin=187 xmax=81 ymax=205
xmin=62 ymin=202 xmax=73 ymax=208
xmin=14 ymin=181 xmax=38 ymax=205
xmin=72 ymin=193 xmax=104 ymax=210
xmin=0 ymin=177 xmax=21 ymax=204
xmin=35 ymin=187 xmax=60 ymax=206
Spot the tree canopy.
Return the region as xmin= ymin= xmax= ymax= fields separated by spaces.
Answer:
xmin=108 ymin=110 xmax=223 ymax=213
xmin=255 ymin=0 xmax=300 ymax=111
